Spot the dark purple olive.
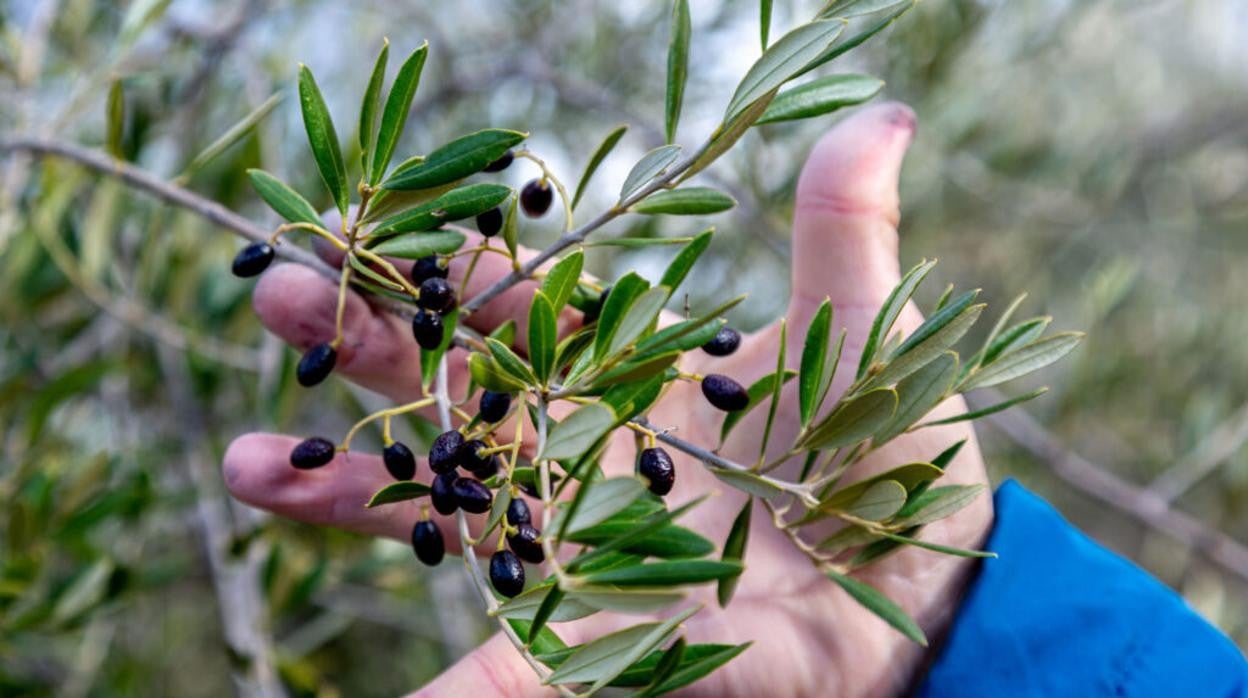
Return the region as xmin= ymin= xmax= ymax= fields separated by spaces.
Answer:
xmin=489 ymin=550 xmax=525 ymax=597
xmin=411 ymin=310 xmax=444 ymax=349
xmin=701 ymin=327 xmax=742 ymax=357
xmin=383 ymin=441 xmax=416 ymax=481
xmin=290 ymin=437 xmax=335 ymax=470
xmin=476 ymin=207 xmax=503 ymax=237
xmin=232 ymin=242 xmax=274 ymax=277
xmin=431 ymin=472 xmax=459 ymax=515
xmin=507 ymin=523 xmax=545 ymax=564
xmin=452 ymin=477 xmax=493 ymax=514
xmin=520 ymin=179 xmax=553 ymax=217
xmin=483 ymin=150 xmax=514 ymax=172
xmin=411 ymin=255 xmax=448 ymax=284
xmin=411 ymin=520 xmax=445 ymax=566
xmin=639 ymin=447 xmax=676 ymax=496
xmin=296 ymin=343 xmax=337 ymax=387
xmin=418 ymin=277 xmax=457 ymax=314
xmin=460 ymin=439 xmax=500 ymax=479
xmin=701 ymin=374 xmax=749 ymax=412
xmin=506 ymin=497 xmax=531 ymax=526
xmin=478 ymin=390 xmax=511 ymax=423
xmin=428 ymin=430 xmax=464 ymax=474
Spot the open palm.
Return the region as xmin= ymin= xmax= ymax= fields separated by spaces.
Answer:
xmin=224 ymin=102 xmax=993 ymax=697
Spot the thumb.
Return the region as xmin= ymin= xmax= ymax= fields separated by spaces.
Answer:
xmin=787 ymin=101 xmax=920 ymax=350
xmin=410 ymin=633 xmax=550 ymax=697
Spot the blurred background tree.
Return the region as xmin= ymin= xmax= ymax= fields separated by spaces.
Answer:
xmin=1 ymin=0 xmax=1245 ymax=695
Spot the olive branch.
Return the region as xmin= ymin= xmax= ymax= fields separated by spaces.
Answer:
xmin=1 ymin=1 xmax=1085 ymax=695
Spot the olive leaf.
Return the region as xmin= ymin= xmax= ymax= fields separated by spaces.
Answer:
xmin=367 ymin=229 xmax=466 ymax=259
xmin=716 ymin=499 xmax=752 ymax=607
xmin=665 ymin=0 xmax=691 ymax=144
xmin=724 ymin=19 xmax=847 ymax=121
xmin=544 ymin=606 xmax=698 ymax=690
xmin=857 ymin=259 xmax=935 ymax=379
xmin=529 ymin=292 xmax=557 ymax=383
xmin=573 ymin=124 xmax=628 ymax=210
xmin=358 ymin=40 xmax=388 ymax=175
xmin=797 ymin=387 xmax=898 ymax=450
xmin=246 ymin=169 xmax=323 ymax=226
xmin=620 ymin=145 xmax=682 ymax=202
xmin=365 ymin=481 xmax=432 ymax=507
xmin=297 ymin=65 xmax=349 ymax=216
xmin=826 ymin=570 xmax=926 ymax=645
xmin=540 ymin=403 xmax=618 ymax=462
xmin=756 ymin=74 xmax=884 ymax=125
xmin=540 ymin=251 xmax=584 ymax=314
xmin=633 ymin=187 xmax=736 ymax=215
xmin=383 ymin=128 xmax=526 ymax=191
xmin=960 ymin=332 xmax=1084 ymax=390
xmin=798 ymin=299 xmax=834 ymax=428
xmin=659 ymin=228 xmax=713 ymax=292
xmin=369 ymin=42 xmax=429 ymax=185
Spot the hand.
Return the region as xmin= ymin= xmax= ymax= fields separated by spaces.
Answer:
xmin=223 ymin=101 xmax=993 ymax=697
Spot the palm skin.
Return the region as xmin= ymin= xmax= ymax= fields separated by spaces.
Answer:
xmin=223 ymin=102 xmax=993 ymax=697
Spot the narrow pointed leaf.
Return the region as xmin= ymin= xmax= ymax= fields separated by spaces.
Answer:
xmin=182 ymin=93 xmax=283 ymax=179
xmin=875 ymin=352 xmax=958 ymax=442
xmin=358 ymin=40 xmax=388 ymax=174
xmin=370 ymin=42 xmax=428 ymax=184
xmin=799 ymin=299 xmax=833 ymax=427
xmin=573 ymin=125 xmax=628 ymax=210
xmin=298 ymin=65 xmax=349 ymax=216
xmin=371 ymin=183 xmax=511 ymax=237
xmin=468 ymin=352 xmax=527 ymax=393
xmin=634 ymin=187 xmax=737 ymax=215
xmin=982 ymin=316 xmax=1050 ymax=367
xmin=637 ymin=642 xmax=751 ymax=696
xmin=798 ymin=387 xmax=897 ymax=450
xmin=365 ymin=481 xmax=431 ymax=507
xmin=659 ymin=228 xmax=713 ymax=292
xmin=846 ymin=480 xmax=907 ymax=520
xmin=581 ymin=560 xmax=743 ymax=587
xmin=540 ymin=403 xmax=618 ymax=462
xmin=607 ymin=287 xmax=671 ymax=357
xmin=820 ymin=462 xmax=943 ymax=513
xmin=368 ymin=229 xmax=466 ymax=259
xmin=541 ymin=251 xmax=584 ymax=314
xmin=502 ymin=192 xmax=521 ymax=258
xmin=717 ymin=499 xmax=752 ymax=606
xmin=497 ymin=584 xmax=596 ymax=623
xmin=921 ymin=387 xmax=1048 ymax=427
xmin=876 ymin=530 xmax=995 ymax=559
xmin=665 ymin=0 xmax=691 ymax=144
xmin=800 ymin=1 xmax=915 ymax=78
xmin=528 ymin=584 xmax=566 ymax=644
xmin=620 ymin=145 xmax=682 ymax=202
xmin=725 ymin=19 xmax=847 ymax=121
xmin=529 ymin=292 xmax=557 ymax=383
xmin=545 ymin=606 xmax=698 ymax=689
xmin=593 ymin=273 xmax=650 ymax=360
xmin=857 ymin=259 xmax=935 ymax=378
xmin=757 ymin=74 xmax=884 ymax=124
xmin=826 ymin=570 xmax=926 ymax=645
xmin=961 ymin=332 xmax=1083 ymax=390
xmin=760 ymin=0 xmax=773 ymax=49
xmin=711 ymin=470 xmax=790 ymax=499
xmin=107 ymin=79 xmax=125 ymax=158
xmin=247 ymin=169 xmax=322 ymax=226
xmin=571 ymin=586 xmax=685 ymax=614
xmin=895 ymin=484 xmax=986 ymax=527
xmin=486 ymin=337 xmax=537 ymax=385
xmin=383 ymin=128 xmax=527 ymax=190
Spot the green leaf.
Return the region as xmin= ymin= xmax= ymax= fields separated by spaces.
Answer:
xmin=665 ymin=0 xmax=691 ymax=144
xmin=822 ymin=0 xmax=910 ymax=18
xmin=820 ymin=462 xmax=943 ymax=513
xmin=586 ymin=236 xmax=695 ymax=249
xmin=720 ymin=370 xmax=797 ymax=444
xmin=634 ymin=187 xmax=737 ymax=215
xmin=502 ymin=192 xmax=521 ymax=258
xmin=593 ymin=352 xmax=680 ymax=388
xmin=510 ymin=619 xmax=567 ymax=657
xmin=568 ymin=521 xmax=713 ymax=561
xmin=725 ymin=19 xmax=847 ymax=122
xmin=369 ymin=42 xmax=429 ymax=184
xmin=529 ymin=292 xmax=557 ymax=383
xmin=367 ymin=229 xmax=466 ymax=259
xmin=961 ymin=332 xmax=1084 ymax=390
xmin=846 ymin=480 xmax=907 ymax=520
xmin=637 ymin=643 xmax=750 ymax=696
xmin=759 ymin=320 xmax=788 ymax=459
xmin=573 ymin=125 xmax=628 ymax=210
xmin=682 ymin=86 xmax=776 ymax=181
xmin=620 ymin=145 xmax=682 ymax=202
xmin=798 ymin=387 xmax=898 ymax=450
xmin=593 ymin=273 xmax=650 ymax=360
xmin=541 ymin=251 xmax=584 ymax=314
xmin=545 ymin=607 xmax=698 ymax=689
xmin=468 ymin=352 xmax=527 ymax=393
xmin=557 ymin=476 xmax=646 ymax=535
xmin=826 ymin=570 xmax=926 ymax=645
xmin=540 ymin=403 xmax=618 ymax=462
xmin=420 ymin=309 xmax=458 ymax=390
xmin=106 ymin=79 xmax=125 ymax=159
xmin=875 ymin=352 xmax=958 ymax=443
xmin=868 ymin=303 xmax=981 ymax=390
xmin=982 ymin=316 xmax=1050 ymax=367
xmin=484 ymin=487 xmax=512 ymax=537
xmin=497 ymin=584 xmax=596 ymax=623
xmin=894 ymin=289 xmax=980 ymax=356
xmin=297 ymin=65 xmax=349 ymax=216
xmin=490 ymin=319 xmax=517 ymax=347
xmin=647 ymin=638 xmax=686 ymax=695
xmin=486 ymin=337 xmax=537 ymax=386
xmin=659 ymin=228 xmax=713 ymax=292
xmin=365 ymin=481 xmax=432 ymax=507
xmin=571 ymin=586 xmax=686 ymax=614
xmin=815 ymin=524 xmax=881 ymax=553
xmin=582 ymin=560 xmax=743 ymax=587
xmin=760 ymin=0 xmax=774 ymax=49
xmin=857 ymin=259 xmax=936 ymax=379
xmin=358 ymin=40 xmax=388 ymax=175
xmin=717 ymin=499 xmax=752 ymax=607
xmin=607 ymin=286 xmax=671 ymax=357
xmin=799 ymin=299 xmax=834 ymax=427
xmin=876 ymin=530 xmax=996 ymax=559
xmin=967 ymin=293 xmax=1027 ymax=372
xmin=711 ymin=469 xmax=791 ymax=499
xmin=528 ymin=584 xmax=567 ymax=644
xmin=895 ymin=484 xmax=986 ymax=527
xmin=756 ymin=74 xmax=884 ymax=125
xmin=800 ymin=1 xmax=915 ymax=78
xmin=371 ymin=183 xmax=512 ymax=237
xmin=921 ymin=388 xmax=1048 ymax=427
xmin=247 ymin=169 xmax=323 ymax=226
xmin=383 ymin=128 xmax=527 ymax=190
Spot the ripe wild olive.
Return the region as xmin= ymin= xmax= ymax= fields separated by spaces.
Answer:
xmin=296 ymin=343 xmax=337 ymax=387
xmin=701 ymin=373 xmax=750 ymax=411
xmin=290 ymin=437 xmax=335 ymax=469
xmin=639 ymin=447 xmax=676 ymax=496
xmin=489 ymin=550 xmax=525 ymax=597
xmin=232 ymin=242 xmax=274 ymax=278
xmin=411 ymin=310 xmax=444 ymax=349
xmin=411 ymin=520 xmax=445 ymax=566
xmin=701 ymin=326 xmax=742 ymax=357
xmin=520 ymin=179 xmax=553 ymax=217
xmin=382 ymin=441 xmax=416 ymax=481
xmin=428 ymin=430 xmax=464 ymax=474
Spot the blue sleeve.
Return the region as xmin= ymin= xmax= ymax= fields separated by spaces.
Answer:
xmin=918 ymin=480 xmax=1248 ymax=698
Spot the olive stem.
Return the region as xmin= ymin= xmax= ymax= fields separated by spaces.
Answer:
xmin=353 ymin=248 xmax=421 ymax=298
xmin=340 ymin=397 xmax=436 ymax=451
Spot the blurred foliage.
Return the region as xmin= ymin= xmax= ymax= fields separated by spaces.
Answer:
xmin=0 ymin=0 xmax=1244 ymax=694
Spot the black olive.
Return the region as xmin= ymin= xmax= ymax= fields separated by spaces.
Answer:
xmin=639 ymin=447 xmax=676 ymax=496
xmin=290 ymin=437 xmax=335 ymax=469
xmin=232 ymin=242 xmax=275 ymax=277
xmin=489 ymin=550 xmax=525 ymax=597
xmin=452 ymin=477 xmax=493 ymax=514
xmin=507 ymin=523 xmax=545 ymax=564
xmin=296 ymin=343 xmax=337 ymax=387
xmin=428 ymin=431 xmax=464 ymax=474
xmin=431 ymin=472 xmax=459 ymax=515
xmin=520 ymin=179 xmax=553 ymax=217
xmin=478 ymin=390 xmax=512 ymax=423
xmin=383 ymin=441 xmax=417 ymax=481
xmin=411 ymin=310 xmax=444 ymax=349
xmin=701 ymin=327 xmax=742 ymax=357
xmin=411 ymin=520 xmax=445 ymax=566
xmin=701 ymin=374 xmax=750 ymax=412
